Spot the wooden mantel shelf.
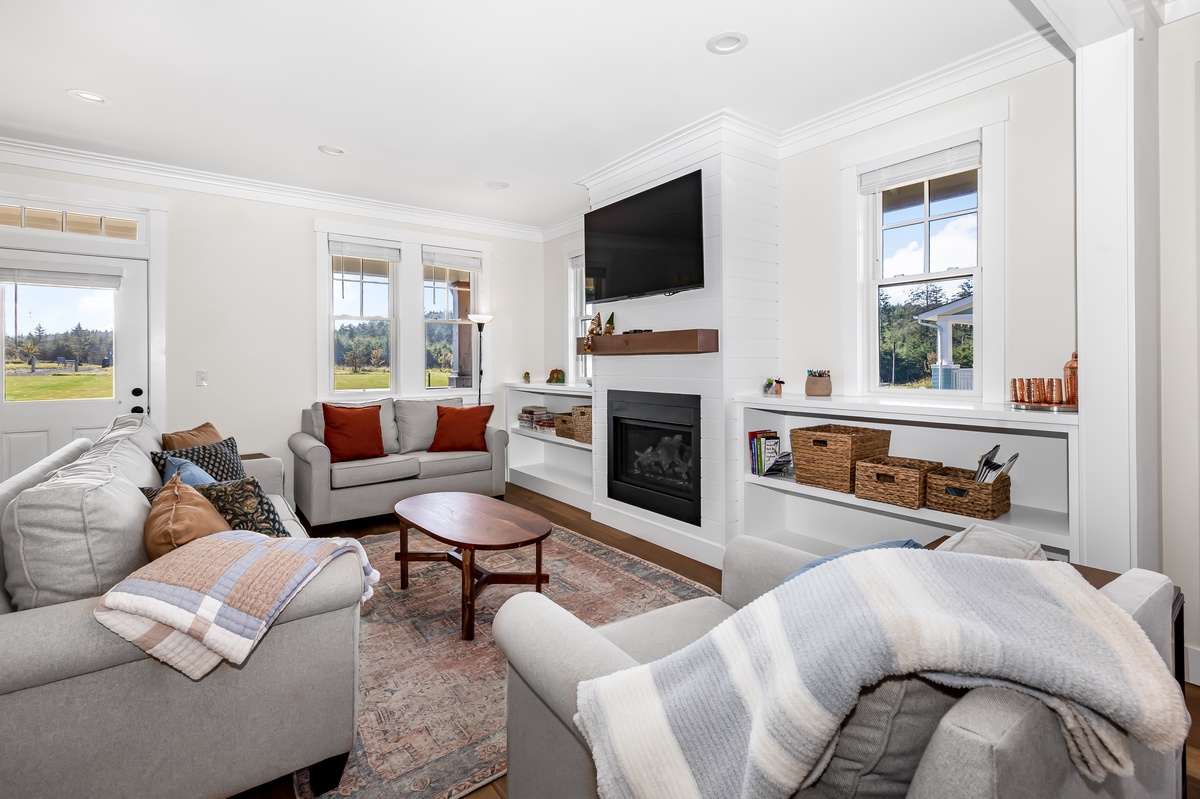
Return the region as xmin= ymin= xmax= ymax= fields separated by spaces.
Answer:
xmin=575 ymin=328 xmax=719 ymax=356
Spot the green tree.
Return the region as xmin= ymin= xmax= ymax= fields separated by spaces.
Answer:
xmin=68 ymin=323 xmax=93 ymax=368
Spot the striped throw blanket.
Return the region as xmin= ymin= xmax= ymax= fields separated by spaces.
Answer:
xmin=95 ymin=530 xmax=380 ymax=680
xmin=574 ymin=548 xmax=1188 ymax=799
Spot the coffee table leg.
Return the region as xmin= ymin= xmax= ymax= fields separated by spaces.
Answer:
xmin=398 ymin=527 xmax=409 ymax=590
xmin=535 ymin=540 xmax=543 ymax=593
xmin=461 ymin=548 xmax=475 ymax=641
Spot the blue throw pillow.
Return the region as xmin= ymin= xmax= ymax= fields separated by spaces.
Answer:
xmin=162 ymin=455 xmax=217 ymax=486
xmin=783 ymin=538 xmax=923 ymax=584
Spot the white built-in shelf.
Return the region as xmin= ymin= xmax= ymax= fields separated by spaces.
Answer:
xmin=506 ymin=381 xmax=593 ymax=398
xmin=737 ymin=393 xmax=1078 ymax=429
xmin=745 ymin=472 xmax=1071 ymax=541
xmin=509 ymin=425 xmax=592 ymax=451
xmin=509 ymin=463 xmax=593 ymax=508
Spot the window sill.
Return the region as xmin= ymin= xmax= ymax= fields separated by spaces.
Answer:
xmin=734 ymin=392 xmax=1078 ymax=428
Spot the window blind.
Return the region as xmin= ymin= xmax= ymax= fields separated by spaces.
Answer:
xmin=328 ymin=238 xmax=401 ymax=262
xmin=570 ymin=254 xmax=584 ymax=270
xmin=0 ymin=263 xmax=123 ymax=289
xmin=858 ymin=141 xmax=981 ymax=196
xmin=422 ymin=245 xmax=483 ymax=273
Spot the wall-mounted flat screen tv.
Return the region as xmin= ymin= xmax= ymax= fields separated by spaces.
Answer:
xmin=584 ymin=170 xmax=704 ymax=304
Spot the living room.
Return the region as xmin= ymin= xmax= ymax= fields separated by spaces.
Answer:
xmin=1 ymin=1 xmax=1199 ymax=798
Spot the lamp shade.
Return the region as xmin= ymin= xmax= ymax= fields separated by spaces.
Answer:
xmin=467 ymin=314 xmax=493 ymax=324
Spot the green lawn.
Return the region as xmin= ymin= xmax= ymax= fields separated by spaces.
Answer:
xmin=426 ymin=369 xmax=450 ymax=388
xmin=333 ymin=371 xmax=391 ymax=390
xmin=4 ymin=372 xmax=114 ymax=401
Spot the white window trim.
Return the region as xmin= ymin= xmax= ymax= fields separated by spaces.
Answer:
xmin=840 ymin=106 xmax=1007 ymax=404
xmin=563 ymin=237 xmax=588 ymax=385
xmin=313 ymin=219 xmax=492 ymax=402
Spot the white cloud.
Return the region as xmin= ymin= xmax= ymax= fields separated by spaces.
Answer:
xmin=930 ymin=214 xmax=977 ymax=271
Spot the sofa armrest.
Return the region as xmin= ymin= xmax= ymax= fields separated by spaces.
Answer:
xmin=289 ymin=431 xmax=329 ymax=466
xmin=486 ymin=426 xmax=509 ymax=496
xmin=289 ymin=430 xmax=332 ymax=526
xmin=720 ymin=536 xmax=821 ymax=610
xmin=907 ymin=686 xmax=1070 ymax=799
xmin=494 ymin=592 xmax=638 ymax=735
xmin=0 ymin=550 xmax=363 ymax=697
xmin=241 ymin=455 xmax=285 ymax=495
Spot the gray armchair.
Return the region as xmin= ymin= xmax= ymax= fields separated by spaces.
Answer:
xmin=493 ymin=536 xmax=1182 ymax=799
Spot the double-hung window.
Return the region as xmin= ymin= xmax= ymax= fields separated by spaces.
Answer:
xmin=422 ymin=246 xmax=480 ymax=390
xmin=862 ymin=141 xmax=980 ymax=393
xmin=568 ymin=252 xmax=593 ymax=384
xmin=330 ymin=240 xmax=399 ymax=392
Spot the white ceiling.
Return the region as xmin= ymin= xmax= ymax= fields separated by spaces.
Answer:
xmin=0 ymin=1 xmax=1050 ymax=230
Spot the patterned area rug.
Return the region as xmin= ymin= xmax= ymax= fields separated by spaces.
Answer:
xmin=298 ymin=526 xmax=715 ymax=799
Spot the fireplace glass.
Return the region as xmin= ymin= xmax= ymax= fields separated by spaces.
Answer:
xmin=608 ymin=390 xmax=701 ymax=525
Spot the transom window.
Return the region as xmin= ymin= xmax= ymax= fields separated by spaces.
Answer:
xmin=864 ymin=142 xmax=980 ymax=393
xmin=0 ymin=203 xmax=139 ymax=240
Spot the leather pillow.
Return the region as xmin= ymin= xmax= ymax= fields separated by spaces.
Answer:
xmin=144 ymin=474 xmax=231 ymax=560
xmin=322 ymin=403 xmax=386 ymax=463
xmin=428 ymin=405 xmax=493 ymax=452
xmin=160 ymin=422 xmax=223 ymax=451
xmin=141 ymin=476 xmax=290 ymax=538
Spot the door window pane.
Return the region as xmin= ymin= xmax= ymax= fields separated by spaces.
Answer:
xmin=882 ymin=223 xmax=925 ymax=278
xmin=882 ymin=183 xmax=924 ymax=226
xmin=424 ymin=265 xmax=473 ymax=389
xmin=929 ymin=213 xmax=977 ymax=272
xmin=333 ymin=320 xmax=390 ymax=391
xmin=877 ymin=277 xmax=974 ymax=391
xmin=3 ymin=284 xmax=115 ymax=401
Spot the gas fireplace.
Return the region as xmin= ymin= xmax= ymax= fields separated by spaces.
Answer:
xmin=608 ymin=390 xmax=701 ymax=526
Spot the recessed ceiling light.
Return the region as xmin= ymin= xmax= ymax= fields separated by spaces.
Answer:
xmin=66 ymin=89 xmax=110 ymax=104
xmin=318 ymin=144 xmax=346 ymax=156
xmin=706 ymin=32 xmax=748 ymax=55
xmin=486 ymin=181 xmax=510 ymax=190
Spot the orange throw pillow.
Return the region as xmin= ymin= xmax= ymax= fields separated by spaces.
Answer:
xmin=428 ymin=405 xmax=493 ymax=452
xmin=322 ymin=403 xmax=386 ymax=463
xmin=161 ymin=422 xmax=223 ymax=451
xmin=144 ymin=473 xmax=232 ymax=560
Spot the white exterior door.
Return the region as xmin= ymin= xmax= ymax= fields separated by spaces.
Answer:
xmin=0 ymin=249 xmax=149 ymax=479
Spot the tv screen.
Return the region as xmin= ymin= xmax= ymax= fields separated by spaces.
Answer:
xmin=584 ymin=170 xmax=704 ymax=304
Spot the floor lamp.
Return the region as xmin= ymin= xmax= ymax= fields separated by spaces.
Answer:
xmin=467 ymin=314 xmax=493 ymax=406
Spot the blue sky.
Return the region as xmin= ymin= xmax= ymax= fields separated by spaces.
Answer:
xmin=2 ymin=284 xmax=115 ymax=337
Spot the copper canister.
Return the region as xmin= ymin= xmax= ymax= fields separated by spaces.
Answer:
xmin=1049 ymin=378 xmax=1064 ymax=404
xmin=1064 ymin=352 xmax=1078 ymax=405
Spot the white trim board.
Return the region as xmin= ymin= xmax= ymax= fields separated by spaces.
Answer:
xmin=0 ymin=138 xmax=544 ymax=243
xmin=1186 ymin=643 xmax=1198 ymax=685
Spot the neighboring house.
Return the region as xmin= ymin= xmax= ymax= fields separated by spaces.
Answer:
xmin=913 ymin=296 xmax=973 ymax=390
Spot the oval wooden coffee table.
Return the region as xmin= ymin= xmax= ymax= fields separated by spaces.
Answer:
xmin=393 ymin=492 xmax=553 ymax=640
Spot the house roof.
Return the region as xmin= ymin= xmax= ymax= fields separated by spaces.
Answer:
xmin=914 ymin=295 xmax=974 ymax=322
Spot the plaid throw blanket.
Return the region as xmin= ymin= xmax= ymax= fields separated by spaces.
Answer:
xmin=95 ymin=530 xmax=380 ymax=680
xmin=574 ymin=549 xmax=1189 ymax=799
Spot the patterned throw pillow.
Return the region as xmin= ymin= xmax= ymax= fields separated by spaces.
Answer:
xmin=150 ymin=437 xmax=245 ymax=482
xmin=141 ymin=476 xmax=289 ymax=538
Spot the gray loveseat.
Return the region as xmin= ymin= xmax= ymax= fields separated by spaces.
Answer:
xmin=289 ymin=396 xmax=508 ymax=526
xmin=0 ymin=414 xmax=363 ymax=799
xmin=494 ymin=534 xmax=1182 ymax=799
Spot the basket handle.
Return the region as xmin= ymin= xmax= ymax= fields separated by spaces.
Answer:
xmin=811 ymin=439 xmax=828 ymax=448
xmin=946 ymin=487 xmax=969 ymax=498
xmin=875 ymin=473 xmax=896 ymax=484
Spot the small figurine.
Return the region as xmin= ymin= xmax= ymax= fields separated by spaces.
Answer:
xmin=603 ymin=312 xmax=615 ymax=336
xmin=522 ymin=371 xmax=530 ymax=384
xmin=547 ymin=369 xmax=566 ymax=384
xmin=582 ymin=312 xmax=603 ymax=353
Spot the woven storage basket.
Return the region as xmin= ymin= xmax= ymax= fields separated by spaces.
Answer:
xmin=925 ymin=467 xmax=1011 ymax=520
xmin=553 ymin=413 xmax=575 ymax=438
xmin=790 ymin=424 xmax=891 ymax=493
xmin=571 ymin=405 xmax=593 ymax=444
xmin=854 ymin=456 xmax=943 ymax=509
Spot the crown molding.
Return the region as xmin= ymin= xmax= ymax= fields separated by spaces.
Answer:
xmin=778 ymin=29 xmax=1069 ymax=159
xmin=575 ymin=109 xmax=781 ymax=190
xmin=542 ymin=215 xmax=584 ymax=242
xmin=0 ymin=137 xmax=546 ymax=243
xmin=1163 ymin=0 xmax=1200 ymax=22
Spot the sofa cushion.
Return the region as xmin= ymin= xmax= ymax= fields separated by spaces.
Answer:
xmin=311 ymin=398 xmax=399 ymax=454
xmin=330 ymin=454 xmax=420 ymax=489
xmin=322 ymin=403 xmax=386 ymax=463
xmin=162 ymin=456 xmax=217 ymax=486
xmin=63 ymin=437 xmax=162 ymax=489
xmin=807 ymin=677 xmax=962 ymax=798
xmin=415 ymin=450 xmax=493 ymax=480
xmin=428 ymin=405 xmax=493 ymax=453
xmin=160 ymin=421 xmax=223 ymax=451
xmin=395 ymin=396 xmax=462 ymax=454
xmin=151 ymin=437 xmax=246 ymax=483
xmin=784 ymin=538 xmax=921 ymax=584
xmin=1 ymin=469 xmax=151 ymax=611
xmin=269 ymin=494 xmax=307 ymax=538
xmin=936 ymin=524 xmax=1048 ymax=560
xmin=143 ymin=474 xmax=231 ymax=560
xmin=96 ymin=413 xmax=162 ymax=457
xmin=142 ymin=477 xmax=289 ymax=538
xmin=598 ymin=596 xmax=735 ymax=663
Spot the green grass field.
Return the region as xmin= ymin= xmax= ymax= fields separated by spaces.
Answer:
xmin=4 ymin=372 xmax=114 ymax=401
xmin=333 ymin=370 xmax=391 ymax=390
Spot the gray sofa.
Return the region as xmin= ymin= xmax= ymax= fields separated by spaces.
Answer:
xmin=289 ymin=396 xmax=508 ymax=526
xmin=0 ymin=414 xmax=363 ymax=799
xmin=494 ymin=535 xmax=1182 ymax=799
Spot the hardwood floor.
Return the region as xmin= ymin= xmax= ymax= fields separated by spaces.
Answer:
xmin=233 ymin=484 xmax=717 ymax=799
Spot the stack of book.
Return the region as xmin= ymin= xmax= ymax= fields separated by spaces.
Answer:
xmin=518 ymin=405 xmax=555 ymax=431
xmin=748 ymin=429 xmax=791 ymax=476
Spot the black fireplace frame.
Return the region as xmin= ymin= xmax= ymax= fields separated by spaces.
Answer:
xmin=607 ymin=390 xmax=702 ymax=526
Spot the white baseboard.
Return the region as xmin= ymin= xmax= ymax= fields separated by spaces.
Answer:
xmin=591 ymin=501 xmax=726 ymax=569
xmin=1185 ymin=644 xmax=1199 ymax=685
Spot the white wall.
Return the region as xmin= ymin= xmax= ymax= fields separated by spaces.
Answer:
xmin=0 ymin=162 xmax=547 ymax=495
xmin=542 ymin=230 xmax=582 ymax=379
xmin=778 ymin=62 xmax=1077 ymax=393
xmin=1158 ymin=13 xmax=1200 ymax=649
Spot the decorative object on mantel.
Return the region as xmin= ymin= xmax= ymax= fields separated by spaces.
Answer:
xmin=575 ymin=328 xmax=719 ymax=356
xmin=790 ymin=424 xmax=891 ymax=493
xmin=805 ymin=370 xmax=832 ymax=397
xmin=582 ymin=313 xmax=603 ymax=353
xmin=603 ymin=312 xmax=615 ymax=336
xmin=546 ymin=369 xmax=566 ymax=384
xmin=522 ymin=371 xmax=530 ymax=384
xmin=1009 ymin=354 xmax=1079 ymax=412
xmin=762 ymin=378 xmax=784 ymax=396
